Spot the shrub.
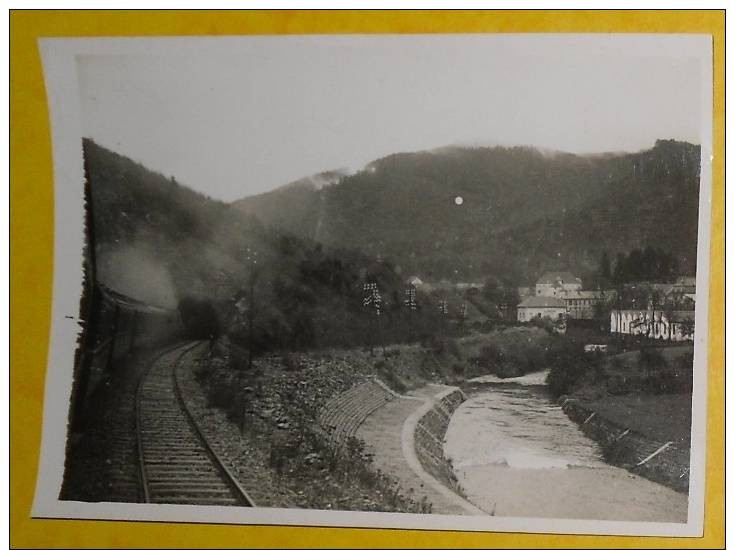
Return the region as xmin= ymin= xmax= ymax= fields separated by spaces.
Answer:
xmin=545 ymin=342 xmax=593 ymax=398
xmin=643 ymin=351 xmax=694 ymax=394
xmin=375 ymin=360 xmax=408 ymax=393
xmin=445 ymin=338 xmax=462 ymax=360
xmin=207 ymin=368 xmax=238 ymax=410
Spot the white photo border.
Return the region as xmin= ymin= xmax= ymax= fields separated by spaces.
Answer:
xmin=33 ymin=34 xmax=714 ymax=537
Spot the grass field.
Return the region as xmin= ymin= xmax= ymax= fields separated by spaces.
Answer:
xmin=574 ymin=393 xmax=692 ymax=446
xmin=571 ymin=344 xmax=695 ymax=446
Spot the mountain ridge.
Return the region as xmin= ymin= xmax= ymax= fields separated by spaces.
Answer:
xmin=234 ymin=140 xmax=701 ymax=285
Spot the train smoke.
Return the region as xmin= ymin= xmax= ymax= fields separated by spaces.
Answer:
xmin=95 ymin=244 xmax=178 ymax=309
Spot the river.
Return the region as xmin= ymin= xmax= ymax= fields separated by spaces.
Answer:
xmin=444 ymin=371 xmax=688 ymax=522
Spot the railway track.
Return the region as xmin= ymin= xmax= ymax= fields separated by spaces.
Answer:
xmin=136 ymin=341 xmax=255 ymax=506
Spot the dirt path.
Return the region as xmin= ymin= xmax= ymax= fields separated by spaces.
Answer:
xmin=356 ymin=384 xmax=478 ymax=515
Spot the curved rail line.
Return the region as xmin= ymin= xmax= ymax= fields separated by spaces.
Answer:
xmin=135 ymin=341 xmax=255 ymax=506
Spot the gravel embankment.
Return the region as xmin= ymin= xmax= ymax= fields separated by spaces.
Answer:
xmin=179 ymin=346 xmax=430 ymax=512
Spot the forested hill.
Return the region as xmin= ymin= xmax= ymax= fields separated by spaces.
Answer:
xmin=83 ymin=138 xmax=409 ymax=351
xmin=234 ymin=140 xmax=701 ymax=285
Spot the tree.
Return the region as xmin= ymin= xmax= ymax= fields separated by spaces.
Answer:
xmin=500 ymin=286 xmax=520 ymax=318
xmin=598 ymin=250 xmax=612 ymax=287
xmin=239 ymin=247 xmax=261 ymax=368
xmin=482 ymin=276 xmax=503 ymax=304
xmin=613 ymin=252 xmax=627 ymax=284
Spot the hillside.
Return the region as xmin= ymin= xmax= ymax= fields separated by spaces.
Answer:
xmin=83 ymin=139 xmax=423 ymax=352
xmin=234 ymin=170 xmax=345 ymax=239
xmin=234 ymin=140 xmax=701 ymax=285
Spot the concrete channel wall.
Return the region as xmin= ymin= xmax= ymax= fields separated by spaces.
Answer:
xmin=560 ymin=398 xmax=690 ymax=493
xmin=413 ymin=387 xmax=467 ymax=495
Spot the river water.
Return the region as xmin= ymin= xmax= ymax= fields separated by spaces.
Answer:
xmin=444 ymin=371 xmax=688 ymax=522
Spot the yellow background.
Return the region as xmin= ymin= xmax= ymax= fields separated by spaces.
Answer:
xmin=10 ymin=10 xmax=725 ymax=549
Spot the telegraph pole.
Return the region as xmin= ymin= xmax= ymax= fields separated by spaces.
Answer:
xmin=458 ymin=302 xmax=467 ymax=330
xmin=403 ymin=285 xmax=417 ymax=341
xmin=363 ymin=282 xmax=385 ymax=356
xmin=438 ymin=299 xmax=448 ymax=340
xmin=244 ymin=247 xmax=259 ymax=369
xmin=363 ymin=282 xmax=377 ymax=356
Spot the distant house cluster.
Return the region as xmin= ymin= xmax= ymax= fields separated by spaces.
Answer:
xmin=609 ymin=275 xmax=697 ymax=341
xmin=610 ymin=308 xmax=695 ymax=342
xmin=517 ymin=272 xmax=612 ymax=323
xmin=517 ymin=271 xmax=697 ymax=342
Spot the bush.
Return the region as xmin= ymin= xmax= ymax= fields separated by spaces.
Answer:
xmin=445 ymin=338 xmax=462 ymax=360
xmin=207 ymin=368 xmax=238 ymax=410
xmin=375 ymin=360 xmax=408 ymax=393
xmin=545 ymin=342 xmax=593 ymax=398
xmin=643 ymin=351 xmax=694 ymax=394
xmin=640 ymin=347 xmax=666 ymax=372
xmin=477 ymin=344 xmax=503 ymax=371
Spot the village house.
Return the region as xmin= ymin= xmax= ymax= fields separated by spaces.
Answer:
xmin=535 ymin=271 xmax=582 ymax=297
xmin=517 ymin=296 xmax=567 ymax=323
xmin=562 ymin=289 xmax=617 ymax=319
xmin=610 ymin=308 xmax=694 ymax=341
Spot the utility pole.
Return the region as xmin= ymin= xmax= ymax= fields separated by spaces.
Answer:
xmin=438 ymin=299 xmax=449 ymax=339
xmin=403 ymin=285 xmax=417 ymax=341
xmin=458 ymin=302 xmax=467 ymax=330
xmin=363 ymin=282 xmax=384 ymax=356
xmin=244 ymin=247 xmax=259 ymax=369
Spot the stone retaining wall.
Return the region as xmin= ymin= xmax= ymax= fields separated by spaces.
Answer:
xmin=315 ymin=379 xmax=396 ymax=452
xmin=414 ymin=387 xmax=466 ymax=495
xmin=560 ymin=398 xmax=690 ymax=493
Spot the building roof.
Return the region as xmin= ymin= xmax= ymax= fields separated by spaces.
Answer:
xmin=560 ymin=289 xmax=617 ymax=300
xmin=536 ymin=271 xmax=582 ymax=285
xmin=612 ymin=309 xmax=696 ymax=322
xmin=518 ymin=296 xmax=566 ymax=308
xmin=561 ymin=290 xmax=602 ymax=300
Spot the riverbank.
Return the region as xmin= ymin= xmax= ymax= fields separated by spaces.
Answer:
xmin=560 ymin=396 xmax=691 ymax=492
xmin=558 ymin=346 xmax=693 ymax=492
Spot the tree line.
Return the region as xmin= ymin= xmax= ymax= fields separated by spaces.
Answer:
xmin=593 ymin=247 xmax=682 ymax=288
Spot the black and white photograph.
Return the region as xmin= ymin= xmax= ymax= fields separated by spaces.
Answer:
xmin=34 ymin=34 xmax=712 ymax=536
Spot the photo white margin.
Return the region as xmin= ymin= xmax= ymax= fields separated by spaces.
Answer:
xmin=32 ymin=34 xmax=713 ymax=538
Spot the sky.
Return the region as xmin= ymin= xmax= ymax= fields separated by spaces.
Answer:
xmin=76 ymin=34 xmax=708 ymax=202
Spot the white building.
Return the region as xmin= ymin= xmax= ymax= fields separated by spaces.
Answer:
xmin=535 ymin=271 xmax=583 ymax=297
xmin=610 ymin=309 xmax=694 ymax=341
xmin=517 ymin=296 xmax=567 ymax=323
